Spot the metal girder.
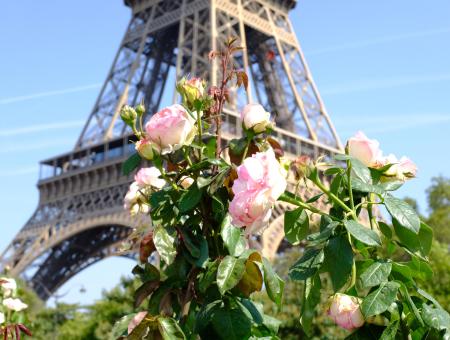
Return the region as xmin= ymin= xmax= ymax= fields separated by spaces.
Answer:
xmin=1 ymin=0 xmax=343 ymax=300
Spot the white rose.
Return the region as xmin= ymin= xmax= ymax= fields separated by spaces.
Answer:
xmin=0 ymin=278 xmax=17 ymax=297
xmin=123 ymin=182 xmax=150 ymax=215
xmin=3 ymin=298 xmax=28 ymax=312
xmin=240 ymin=104 xmax=272 ymax=133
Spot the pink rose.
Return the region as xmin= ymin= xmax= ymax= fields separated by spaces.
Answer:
xmin=135 ymin=138 xmax=155 ymax=160
xmin=145 ymin=104 xmax=197 ymax=154
xmin=230 ymin=149 xmax=287 ymax=233
xmin=348 ymin=131 xmax=382 ymax=167
xmin=328 ymin=294 xmax=364 ymax=330
xmin=229 ymin=188 xmax=273 ymax=234
xmin=240 ymin=104 xmax=272 ymax=133
xmin=134 ymin=167 xmax=165 ymax=189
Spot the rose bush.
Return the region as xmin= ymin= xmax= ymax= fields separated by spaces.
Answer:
xmin=113 ymin=38 xmax=449 ymax=339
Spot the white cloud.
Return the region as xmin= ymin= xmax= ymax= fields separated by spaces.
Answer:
xmin=0 ymin=121 xmax=84 ymax=137
xmin=0 ymin=83 xmax=101 ymax=105
xmin=321 ymin=73 xmax=450 ymax=96
xmin=307 ymin=27 xmax=450 ymax=56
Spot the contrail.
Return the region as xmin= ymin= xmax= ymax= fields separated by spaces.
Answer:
xmin=0 ymin=138 xmax=74 ymax=153
xmin=337 ymin=113 xmax=450 ymax=135
xmin=0 ymin=83 xmax=102 ymax=105
xmin=307 ymin=27 xmax=450 ymax=56
xmin=0 ymin=121 xmax=84 ymax=137
xmin=321 ymin=73 xmax=450 ymax=96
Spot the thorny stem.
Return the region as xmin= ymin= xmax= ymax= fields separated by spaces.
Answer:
xmin=346 ymin=158 xmax=355 ymax=212
xmin=367 ymin=193 xmax=376 ymax=230
xmin=241 ymin=136 xmax=251 ymax=163
xmin=215 ymin=48 xmax=232 ymax=162
xmin=197 ymin=111 xmax=203 ymax=161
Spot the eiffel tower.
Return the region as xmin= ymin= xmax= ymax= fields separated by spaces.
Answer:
xmin=1 ymin=0 xmax=342 ymax=300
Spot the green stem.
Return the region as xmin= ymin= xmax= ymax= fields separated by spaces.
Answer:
xmin=196 ymin=111 xmax=203 ymax=161
xmin=367 ymin=193 xmax=375 ymax=230
xmin=241 ymin=137 xmax=251 ymax=163
xmin=279 ymin=193 xmax=339 ymax=221
xmin=183 ymin=148 xmax=193 ymax=167
xmin=313 ymin=177 xmax=356 ymax=219
xmin=346 ymin=159 xmax=355 ymax=212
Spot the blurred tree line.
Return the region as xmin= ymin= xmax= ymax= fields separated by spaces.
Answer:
xmin=25 ymin=176 xmax=449 ymax=339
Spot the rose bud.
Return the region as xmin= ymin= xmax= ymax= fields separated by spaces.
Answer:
xmin=145 ymin=104 xmax=197 ymax=154
xmin=328 ymin=294 xmax=364 ymax=331
xmin=0 ymin=278 xmax=17 ymax=297
xmin=179 ymin=176 xmax=194 ymax=189
xmin=176 ymin=77 xmax=206 ymax=106
xmin=135 ymin=102 xmax=145 ymax=117
xmin=240 ymin=104 xmax=273 ymax=134
xmin=347 ymin=131 xmax=382 ymax=167
xmin=135 ymin=138 xmax=155 ymax=160
xmin=120 ymin=105 xmax=137 ymax=127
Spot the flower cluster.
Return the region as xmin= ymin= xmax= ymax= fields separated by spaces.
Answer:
xmin=348 ymin=131 xmax=417 ymax=181
xmin=0 ymin=277 xmax=31 ymax=337
xmin=230 ymin=148 xmax=287 ymax=234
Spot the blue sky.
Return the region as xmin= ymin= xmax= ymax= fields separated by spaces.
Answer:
xmin=0 ymin=1 xmax=449 ymax=305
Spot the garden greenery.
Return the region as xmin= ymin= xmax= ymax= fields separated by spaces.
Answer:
xmin=113 ymin=38 xmax=449 ymax=339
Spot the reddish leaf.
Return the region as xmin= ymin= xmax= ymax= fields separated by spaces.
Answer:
xmin=267 ymin=137 xmax=284 ymax=159
xmin=139 ymin=232 xmax=156 ymax=263
xmin=18 ymin=324 xmax=32 ymax=336
xmin=134 ymin=280 xmax=160 ymax=308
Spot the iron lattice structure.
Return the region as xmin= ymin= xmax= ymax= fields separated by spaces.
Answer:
xmin=1 ymin=0 xmax=342 ymax=300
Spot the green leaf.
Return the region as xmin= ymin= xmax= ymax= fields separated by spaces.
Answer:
xmin=378 ymin=221 xmax=392 ymax=239
xmin=417 ymin=289 xmax=444 ymax=309
xmin=122 ymin=152 xmax=141 ymax=175
xmin=360 ymin=262 xmax=392 ymax=288
xmin=379 ymin=320 xmax=399 ymax=340
xmin=237 ymin=299 xmax=263 ymax=325
xmin=344 ymin=220 xmax=381 ymax=246
xmin=384 ymin=194 xmax=420 ymax=233
xmin=158 ymin=317 xmax=186 ymax=340
xmin=153 ymin=226 xmax=177 ymax=265
xmin=284 ymin=208 xmax=309 ymax=245
xmin=195 ymin=300 xmax=221 ymax=333
xmin=391 ymin=263 xmax=413 ymax=282
xmin=422 ymin=304 xmax=450 ymax=332
xmin=350 ymin=158 xmax=372 ymax=184
xmin=195 ymin=238 xmax=209 ymax=268
xmin=406 ymin=257 xmax=433 ymax=281
xmin=393 ymin=219 xmax=432 ymax=256
xmin=199 ymin=260 xmax=219 ymax=293
xmin=398 ymin=283 xmax=424 ymax=327
xmin=216 ymin=256 xmax=246 ymax=295
xmin=361 ymin=281 xmax=400 ymax=317
xmin=179 ymin=183 xmax=202 ymax=213
xmin=300 ymin=273 xmax=321 ymax=336
xmin=110 ymin=314 xmax=135 ymax=338
xmin=379 ymin=181 xmax=403 ymax=191
xmin=289 ymin=248 xmax=324 ymax=281
xmin=307 ymin=221 xmax=338 ymax=245
xmin=221 ymin=214 xmax=246 ymax=256
xmin=211 ymin=307 xmax=252 ymax=340
xmin=324 ymin=234 xmax=353 ymax=291
xmin=262 ymin=258 xmax=284 ymax=308
xmin=180 ymin=228 xmax=200 ymax=258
